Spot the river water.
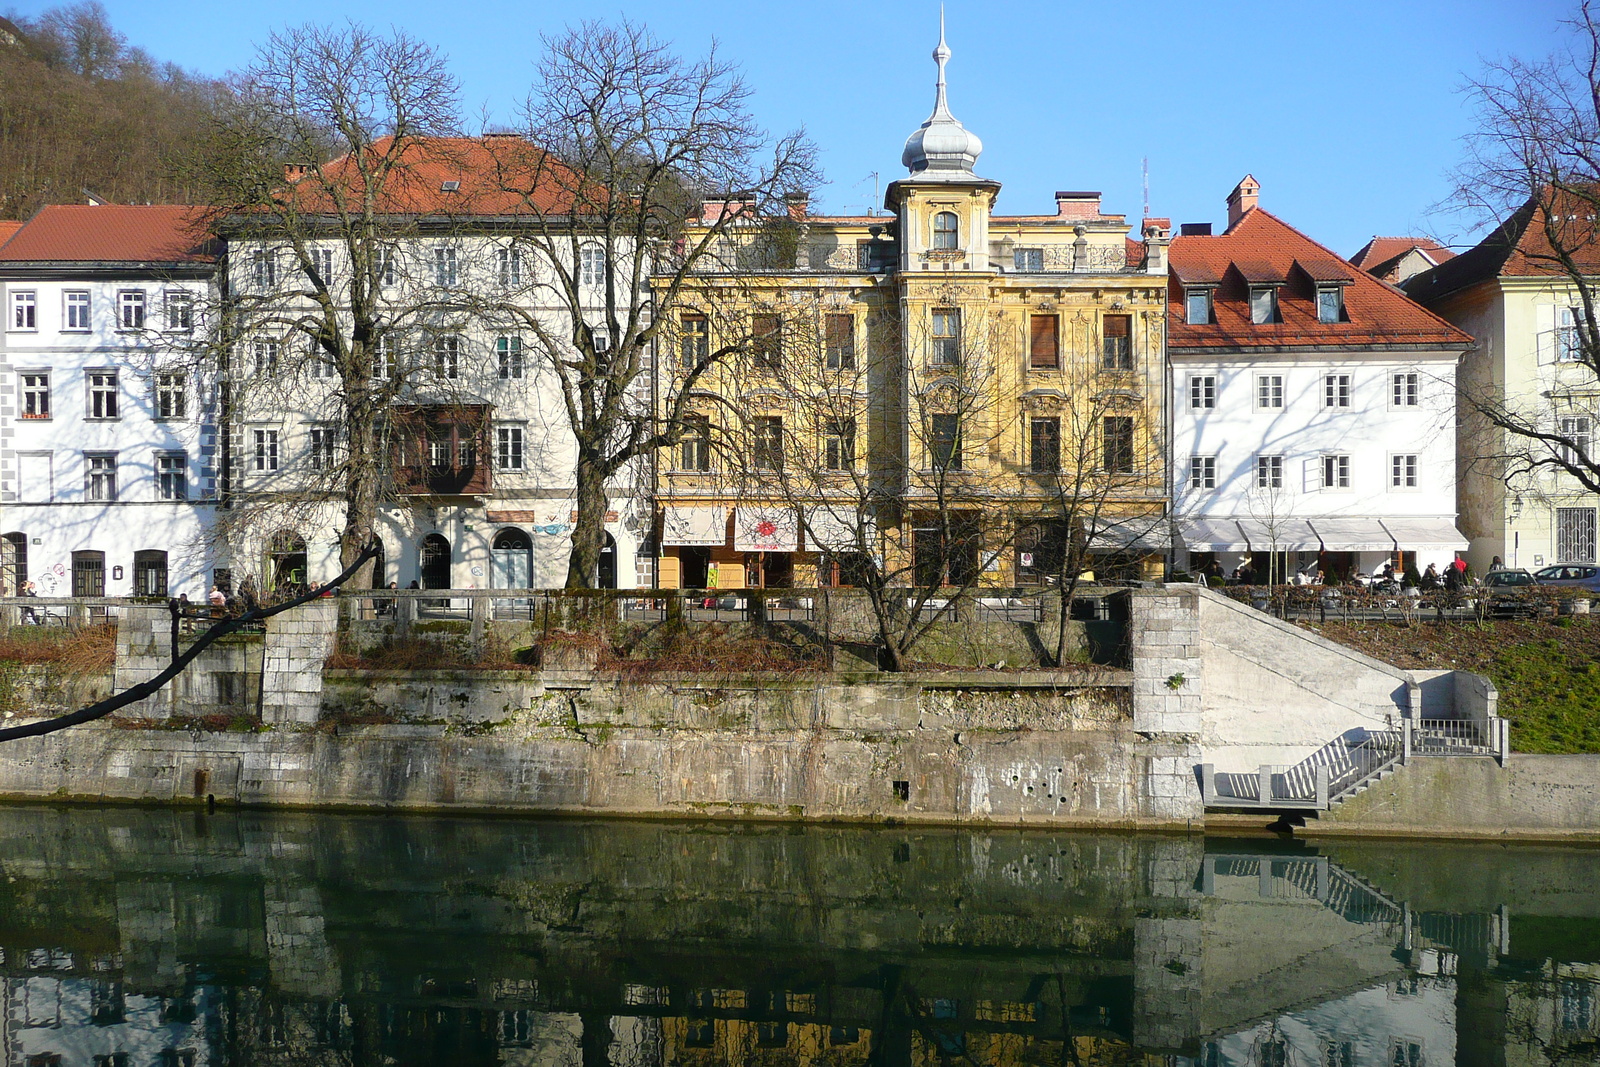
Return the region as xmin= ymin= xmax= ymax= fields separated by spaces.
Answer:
xmin=0 ymin=806 xmax=1594 ymax=1066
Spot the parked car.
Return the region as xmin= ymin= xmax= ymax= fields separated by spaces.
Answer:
xmin=1533 ymin=563 xmax=1600 ymax=593
xmin=1481 ymin=568 xmax=1546 ymax=617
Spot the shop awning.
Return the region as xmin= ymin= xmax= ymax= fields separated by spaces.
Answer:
xmin=1087 ymin=516 xmax=1171 ymax=553
xmin=1177 ymin=518 xmax=1248 ymax=552
xmin=1307 ymin=518 xmax=1395 ymax=552
xmin=802 ymin=505 xmax=875 ymax=552
xmin=663 ymin=507 xmax=727 ymax=547
xmin=1233 ymin=518 xmax=1322 ymax=552
xmin=734 ymin=507 xmax=799 ymax=552
xmin=1379 ymin=518 xmax=1468 ymax=552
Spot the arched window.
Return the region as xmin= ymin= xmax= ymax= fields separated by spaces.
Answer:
xmin=490 ymin=528 xmax=532 ymax=590
xmin=71 ymin=550 xmax=105 ymax=597
xmin=932 ymin=211 xmax=959 ymax=249
xmin=133 ymin=550 xmax=168 ymax=598
xmin=580 ymin=244 xmax=607 ymax=287
xmin=1 ymin=533 xmax=26 ymax=596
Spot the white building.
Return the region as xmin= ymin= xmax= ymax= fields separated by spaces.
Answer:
xmin=219 ymin=136 xmax=650 ymax=595
xmin=0 ymin=205 xmax=220 ymax=599
xmin=1170 ymin=178 xmax=1473 ymax=581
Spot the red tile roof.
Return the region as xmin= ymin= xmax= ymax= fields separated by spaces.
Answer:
xmin=1349 ymin=235 xmax=1455 ymax=271
xmin=0 ymin=205 xmax=215 ymax=263
xmin=277 ymin=135 xmax=597 ymax=217
xmin=0 ymin=221 xmax=22 ymax=249
xmin=1406 ymin=187 xmax=1600 ymax=303
xmin=1169 ymin=208 xmax=1471 ymax=350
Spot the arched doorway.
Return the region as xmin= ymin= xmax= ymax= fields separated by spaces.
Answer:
xmin=491 ymin=528 xmax=532 ymax=589
xmin=597 ymin=532 xmax=618 ymax=589
xmin=420 ymin=533 xmax=452 ymax=590
xmin=1 ymin=533 xmax=25 ymax=595
xmin=133 ymin=550 xmax=168 ymax=598
xmin=266 ymin=531 xmax=308 ymax=597
xmin=369 ymin=539 xmax=387 ymax=589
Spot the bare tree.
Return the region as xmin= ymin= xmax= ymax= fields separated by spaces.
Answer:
xmin=1445 ymin=1 xmax=1600 ymax=493
xmin=733 ymin=285 xmax=1023 ymax=671
xmin=485 ymin=19 xmax=820 ymax=588
xmin=198 ymin=22 xmax=466 ymax=585
xmin=1023 ymin=315 xmax=1166 ymax=666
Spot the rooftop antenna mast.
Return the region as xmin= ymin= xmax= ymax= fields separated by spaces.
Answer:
xmin=1142 ymin=157 xmax=1149 ymax=218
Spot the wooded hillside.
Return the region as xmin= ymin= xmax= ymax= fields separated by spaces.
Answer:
xmin=0 ymin=3 xmax=230 ymax=219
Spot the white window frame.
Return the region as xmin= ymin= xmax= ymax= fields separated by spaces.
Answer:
xmin=579 ymin=244 xmax=606 ymax=287
xmin=308 ymin=426 xmax=337 ymax=471
xmin=497 ymin=246 xmax=523 ymax=287
xmin=932 ymin=211 xmax=959 ymax=249
xmin=434 ymin=335 xmax=460 ymax=379
xmin=85 ymin=452 xmax=118 ymax=502
xmin=1184 ymin=288 xmax=1212 ymax=326
xmin=155 ymin=452 xmax=187 ymax=501
xmin=1256 ymin=454 xmax=1284 ymax=490
xmin=1560 ymin=414 xmax=1593 ymax=468
xmin=10 ymin=289 xmax=37 ymax=331
xmin=308 ymin=247 xmax=334 ymax=283
xmin=253 ymin=429 xmax=280 ymax=472
xmin=1249 ymin=286 xmax=1278 ymax=324
xmin=1559 ymin=306 xmax=1586 ymax=362
xmin=63 ymin=290 xmax=91 ymax=331
xmin=164 ymin=290 xmax=194 ymax=331
xmin=1390 ymin=371 xmax=1420 ymax=408
xmin=1012 ymin=247 xmax=1043 ymax=272
xmin=21 ymin=371 xmax=50 ymax=419
xmin=1189 ymin=374 xmax=1216 ymax=410
xmin=1390 ymin=453 xmax=1419 ymax=489
xmin=117 ymin=290 xmax=146 ymax=330
xmin=1315 ymin=286 xmax=1344 ymax=324
xmin=252 ymin=340 xmax=279 ymax=377
xmin=931 ymin=308 xmax=961 ymax=366
xmin=495 ymin=425 xmax=525 ymax=471
xmin=251 ymin=250 xmax=277 ymax=289
xmin=155 ymin=372 xmax=186 ymax=420
xmin=373 ymin=336 xmax=396 ymax=380
xmin=1323 ymin=373 xmax=1351 ymax=409
xmin=1256 ymin=373 xmax=1284 ymax=410
xmin=1189 ymin=454 xmax=1216 ymax=490
xmin=496 ymin=335 xmax=523 ymax=380
xmin=86 ymin=370 xmax=119 ymax=420
xmin=1321 ymin=453 xmax=1351 ymax=489
xmin=433 ymin=246 xmax=458 ymax=287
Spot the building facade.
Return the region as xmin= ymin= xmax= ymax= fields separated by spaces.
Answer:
xmin=652 ymin=26 xmax=1170 ymax=590
xmin=218 ymin=136 xmax=650 ymax=595
xmin=1405 ymin=193 xmax=1600 ymax=573
xmin=0 ymin=205 xmax=220 ymax=599
xmin=1170 ymin=179 xmax=1472 ymax=581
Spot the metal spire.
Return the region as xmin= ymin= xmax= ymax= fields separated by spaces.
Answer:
xmin=932 ymin=6 xmax=953 ymax=120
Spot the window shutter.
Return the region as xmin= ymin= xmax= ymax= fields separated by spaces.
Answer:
xmin=1303 ymin=458 xmax=1322 ymax=492
xmin=1536 ymin=303 xmax=1557 ymax=364
xmin=1029 ymin=314 xmax=1058 ymax=367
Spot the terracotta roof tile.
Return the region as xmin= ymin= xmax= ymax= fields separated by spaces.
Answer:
xmin=1169 ymin=208 xmax=1471 ymax=349
xmin=1350 ymin=235 xmax=1455 ymax=271
xmin=0 ymin=205 xmax=215 ymax=263
xmin=1406 ymin=187 xmax=1600 ymax=303
xmin=0 ymin=220 xmax=22 ymax=249
xmin=278 ymin=135 xmax=597 ymax=217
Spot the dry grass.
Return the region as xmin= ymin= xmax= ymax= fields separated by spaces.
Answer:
xmin=0 ymin=624 xmax=116 ymax=672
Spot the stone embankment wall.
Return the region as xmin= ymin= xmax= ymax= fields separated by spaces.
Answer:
xmin=0 ymin=668 xmax=1207 ymax=827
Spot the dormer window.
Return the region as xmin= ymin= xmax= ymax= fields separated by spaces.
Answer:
xmin=1184 ymin=288 xmax=1213 ymax=325
xmin=1249 ymin=287 xmax=1279 ymax=325
xmin=932 ymin=211 xmax=959 ymax=249
xmin=1317 ymin=287 xmax=1345 ymax=323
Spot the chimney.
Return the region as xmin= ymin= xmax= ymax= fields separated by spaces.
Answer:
xmin=1141 ymin=217 xmax=1171 ymax=275
xmin=1226 ymin=174 xmax=1260 ymax=229
xmin=783 ymin=192 xmax=809 ymax=221
xmin=1055 ymin=191 xmax=1102 ymax=220
xmin=283 ymin=163 xmax=309 ymax=183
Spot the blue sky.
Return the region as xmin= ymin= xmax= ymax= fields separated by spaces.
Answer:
xmin=9 ymin=0 xmax=1575 ymax=256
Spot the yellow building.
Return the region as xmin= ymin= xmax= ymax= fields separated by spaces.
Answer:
xmin=653 ymin=24 xmax=1169 ymax=591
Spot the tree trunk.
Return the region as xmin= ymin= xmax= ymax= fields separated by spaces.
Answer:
xmin=565 ymin=452 xmax=609 ymax=589
xmin=340 ymin=406 xmax=382 ymax=585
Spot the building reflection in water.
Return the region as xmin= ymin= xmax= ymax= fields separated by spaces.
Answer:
xmin=0 ymin=808 xmax=1594 ymax=1065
